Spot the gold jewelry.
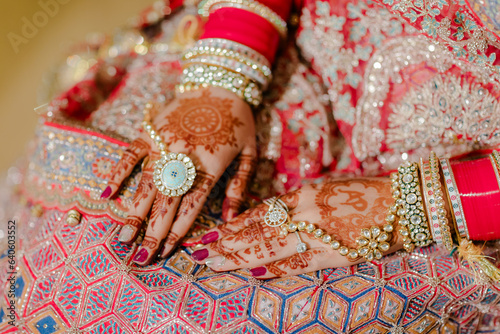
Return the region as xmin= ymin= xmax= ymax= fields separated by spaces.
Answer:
xmin=177 ymin=63 xmax=262 ymax=107
xmin=428 ymin=152 xmax=454 ymax=250
xmin=281 ymin=220 xmax=393 ymax=261
xmin=394 ymin=162 xmax=432 ymax=252
xmin=66 ymin=209 xmax=82 ymax=227
xmin=182 ymin=56 xmax=270 ymax=87
xmin=183 ymin=40 xmax=272 ymax=85
xmin=142 ymin=104 xmax=196 ymax=197
xmin=186 ymin=38 xmax=271 ymax=69
xmin=198 ymin=0 xmax=287 ymax=38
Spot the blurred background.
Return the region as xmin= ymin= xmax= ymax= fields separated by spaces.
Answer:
xmin=0 ymin=0 xmax=156 ymax=173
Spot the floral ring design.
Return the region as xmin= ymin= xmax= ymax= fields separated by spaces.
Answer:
xmin=263 ymin=197 xmax=289 ymax=227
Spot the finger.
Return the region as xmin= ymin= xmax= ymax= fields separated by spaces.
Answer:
xmin=250 ymin=232 xmax=370 ymax=279
xmin=222 ymin=145 xmax=257 ymax=221
xmin=250 ymin=248 xmax=331 ymax=279
xmin=133 ymin=193 xmax=181 ymax=265
xmin=204 ymin=232 xmax=322 ymax=272
xmin=186 ymin=203 xmax=268 ymax=245
xmin=102 ymin=137 xmax=150 ymax=198
xmin=160 ymin=171 xmax=216 ymax=257
xmin=118 ymin=158 xmax=157 ymax=244
xmin=191 ymin=221 xmax=281 ymax=262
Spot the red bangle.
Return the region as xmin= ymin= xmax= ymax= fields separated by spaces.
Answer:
xmin=200 ymin=8 xmax=280 ymax=64
xmin=450 ymin=157 xmax=500 ymax=241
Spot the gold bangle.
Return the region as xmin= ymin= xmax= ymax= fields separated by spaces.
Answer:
xmin=198 ymin=0 xmax=287 ymax=38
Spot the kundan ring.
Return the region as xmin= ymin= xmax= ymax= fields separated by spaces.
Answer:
xmin=142 ymin=105 xmax=196 ymax=197
xmin=263 ymin=197 xmax=289 ymax=227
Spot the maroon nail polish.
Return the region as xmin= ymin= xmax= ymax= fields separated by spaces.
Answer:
xmin=191 ymin=249 xmax=209 ymax=261
xmin=201 ymin=231 xmax=219 ymax=244
xmin=250 ymin=267 xmax=267 ymax=277
xmin=133 ymin=248 xmax=149 ymax=263
xmin=101 ymin=186 xmax=112 ymax=199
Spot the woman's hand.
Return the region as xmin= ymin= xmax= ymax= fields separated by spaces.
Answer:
xmin=190 ymin=178 xmax=403 ymax=278
xmin=102 ymin=86 xmax=256 ymax=265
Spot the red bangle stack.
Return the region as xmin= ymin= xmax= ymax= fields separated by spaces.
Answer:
xmin=200 ymin=8 xmax=280 ymax=64
xmin=199 ymin=0 xmax=292 ymax=65
xmin=449 ymin=156 xmax=500 ymax=240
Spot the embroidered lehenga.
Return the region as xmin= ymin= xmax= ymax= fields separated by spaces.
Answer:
xmin=1 ymin=0 xmax=500 ymax=333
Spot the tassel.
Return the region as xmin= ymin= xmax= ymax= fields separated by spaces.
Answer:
xmin=172 ymin=15 xmax=202 ymax=50
xmin=457 ymin=239 xmax=500 ymax=282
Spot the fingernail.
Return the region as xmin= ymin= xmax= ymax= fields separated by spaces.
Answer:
xmin=133 ymin=248 xmax=149 ymax=263
xmin=250 ymin=267 xmax=267 ymax=277
xmin=118 ymin=225 xmax=136 ymax=243
xmin=205 ymin=255 xmax=226 ymax=268
xmin=201 ymin=231 xmax=219 ymax=244
xmin=101 ymin=186 xmax=112 ymax=199
xmin=191 ymin=249 xmax=209 ymax=261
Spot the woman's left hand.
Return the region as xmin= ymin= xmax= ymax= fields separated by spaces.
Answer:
xmin=189 ymin=178 xmax=403 ymax=278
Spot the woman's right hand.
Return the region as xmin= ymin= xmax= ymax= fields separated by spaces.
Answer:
xmin=102 ymin=86 xmax=257 ymax=265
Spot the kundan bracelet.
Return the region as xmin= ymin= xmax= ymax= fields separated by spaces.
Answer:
xmin=393 ymin=161 xmax=432 ymax=252
xmin=177 ymin=63 xmax=262 ymax=107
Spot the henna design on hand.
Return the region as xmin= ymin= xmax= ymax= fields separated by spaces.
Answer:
xmin=315 ymin=179 xmax=393 ymax=248
xmin=337 ymin=189 xmax=368 ymax=211
xmin=224 ymin=251 xmax=248 ymax=266
xmin=165 ymin=232 xmax=181 ymax=246
xmin=120 ymin=138 xmax=150 ymax=172
xmin=141 ymin=236 xmax=159 ymax=249
xmin=132 ymin=168 xmax=155 ymax=209
xmin=108 ymin=138 xmax=150 ymax=188
xmin=126 ymin=215 xmax=144 ymax=229
xmin=266 ymin=251 xmax=315 ymax=277
xmin=177 ymin=171 xmax=215 ymax=217
xmin=280 ymin=190 xmax=301 ymax=210
xmin=160 ymin=90 xmax=243 ymax=153
xmin=222 ymin=198 xmax=244 ymax=215
xmin=230 ymin=154 xmax=257 ymax=191
xmin=217 ymin=204 xmax=268 ymax=236
xmin=150 ymin=195 xmax=175 ymax=229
